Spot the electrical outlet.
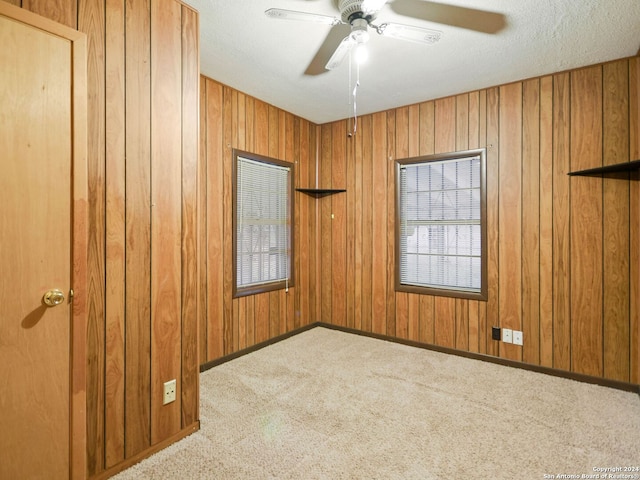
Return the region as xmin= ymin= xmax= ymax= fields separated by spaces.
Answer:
xmin=513 ymin=330 xmax=523 ymax=346
xmin=163 ymin=379 xmax=176 ymax=405
xmin=502 ymin=328 xmax=513 ymax=344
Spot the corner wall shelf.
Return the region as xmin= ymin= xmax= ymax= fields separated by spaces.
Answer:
xmin=296 ymin=188 xmax=346 ymax=197
xmin=568 ymin=159 xmax=640 ymax=177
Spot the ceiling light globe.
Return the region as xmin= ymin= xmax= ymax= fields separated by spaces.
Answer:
xmin=354 ymin=43 xmax=368 ymax=64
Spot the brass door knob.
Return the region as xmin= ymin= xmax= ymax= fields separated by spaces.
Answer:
xmin=43 ymin=289 xmax=65 ymax=307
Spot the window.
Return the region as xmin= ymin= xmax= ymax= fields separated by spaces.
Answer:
xmin=233 ymin=149 xmax=294 ymax=297
xmin=395 ymin=149 xmax=487 ymax=300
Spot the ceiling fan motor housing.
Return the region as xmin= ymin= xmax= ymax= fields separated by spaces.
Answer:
xmin=339 ymin=0 xmax=377 ymax=24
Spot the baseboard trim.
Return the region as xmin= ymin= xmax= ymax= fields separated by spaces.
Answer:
xmin=90 ymin=421 xmax=200 ymax=480
xmin=318 ymin=322 xmax=640 ymax=394
xmin=200 ymin=321 xmax=639 ymax=394
xmin=199 ymin=322 xmax=320 ymax=372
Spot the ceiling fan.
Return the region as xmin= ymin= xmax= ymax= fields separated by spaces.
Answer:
xmin=266 ymin=0 xmax=445 ymax=70
xmin=265 ymin=0 xmax=505 ymax=70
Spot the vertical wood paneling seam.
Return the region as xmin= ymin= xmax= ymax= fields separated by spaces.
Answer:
xmin=551 ymin=76 xmax=556 ymax=369
xmin=180 ymin=11 xmax=186 ymax=405
xmin=631 ymin=182 xmax=634 ymax=379
xmin=387 ymin=112 xmax=396 ymax=337
xmin=204 ymin=80 xmax=208 ymax=360
xmin=522 ymin=81 xmax=530 ymax=358
xmin=521 ymin=86 xmax=525 ymax=341
xmin=122 ymin=0 xmax=128 ymax=459
xmin=519 ymin=86 xmax=523 ymax=349
xmin=147 ymin=0 xmax=154 ymax=447
xmin=329 ymin=125 xmax=333 ymax=324
xmin=101 ymin=0 xmax=108 ymax=469
xmin=223 ymin=87 xmax=232 ymax=352
xmin=557 ymin=73 xmax=572 ymax=371
xmin=540 ymin=75 xmax=555 ymax=367
xmin=633 ymin=57 xmax=640 ymax=384
xmin=537 ymin=80 xmax=542 ymax=359
xmin=567 ymin=72 xmax=572 ymax=373
xmin=600 ymin=65 xmax=605 ymax=376
xmin=624 ymin=60 xmax=628 ymax=374
xmin=315 ymin=126 xmax=321 ymax=321
xmin=147 ymin=0 xmax=154 ymax=448
xmin=491 ymin=87 xmax=499 ymax=358
xmin=496 ymin=90 xmax=500 ymax=356
xmin=627 ymin=60 xmax=632 ymax=375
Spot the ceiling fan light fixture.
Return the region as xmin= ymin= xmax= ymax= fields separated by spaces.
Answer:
xmin=354 ymin=43 xmax=368 ymax=64
xmin=350 ymin=18 xmax=370 ymax=43
xmin=350 ymin=18 xmax=370 ymax=64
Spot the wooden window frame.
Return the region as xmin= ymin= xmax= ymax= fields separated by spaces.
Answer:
xmin=232 ymin=149 xmax=295 ymax=298
xmin=394 ymin=148 xmax=488 ymax=301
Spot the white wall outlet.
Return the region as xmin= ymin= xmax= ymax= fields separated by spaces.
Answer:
xmin=513 ymin=330 xmax=523 ymax=346
xmin=163 ymin=379 xmax=177 ymax=405
xmin=502 ymin=328 xmax=513 ymax=343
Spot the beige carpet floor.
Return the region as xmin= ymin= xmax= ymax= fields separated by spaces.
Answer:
xmin=113 ymin=327 xmax=640 ymax=479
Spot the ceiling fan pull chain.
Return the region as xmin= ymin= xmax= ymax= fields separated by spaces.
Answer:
xmin=348 ymin=51 xmax=353 ymax=107
xmin=352 ymin=62 xmax=359 ymax=136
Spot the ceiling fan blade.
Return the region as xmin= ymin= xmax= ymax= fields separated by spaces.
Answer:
xmin=390 ymin=0 xmax=506 ymax=34
xmin=325 ymin=34 xmax=355 ymax=70
xmin=361 ymin=0 xmax=388 ymax=15
xmin=265 ymin=8 xmax=340 ymax=26
xmin=376 ymin=22 xmax=442 ymax=45
xmin=305 ymin=24 xmax=352 ymax=75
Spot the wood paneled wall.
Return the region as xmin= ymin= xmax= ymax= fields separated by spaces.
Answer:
xmin=199 ymin=57 xmax=638 ymax=387
xmin=198 ymin=77 xmax=319 ymax=364
xmin=315 ymin=57 xmax=640 ymax=385
xmin=7 ymin=0 xmax=200 ymax=477
xmin=12 ymin=0 xmax=637 ymax=475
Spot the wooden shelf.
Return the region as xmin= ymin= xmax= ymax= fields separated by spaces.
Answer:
xmin=568 ymin=159 xmax=640 ymax=177
xmin=296 ymin=188 xmax=346 ymax=197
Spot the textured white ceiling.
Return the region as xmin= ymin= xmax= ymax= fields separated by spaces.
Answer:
xmin=184 ymin=0 xmax=640 ymax=124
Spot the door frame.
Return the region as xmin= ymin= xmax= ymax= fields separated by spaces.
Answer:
xmin=0 ymin=3 xmax=88 ymax=479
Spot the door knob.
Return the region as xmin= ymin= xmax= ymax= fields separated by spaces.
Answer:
xmin=43 ymin=289 xmax=65 ymax=307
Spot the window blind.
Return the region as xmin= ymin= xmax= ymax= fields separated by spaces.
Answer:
xmin=236 ymin=156 xmax=290 ymax=289
xmin=399 ymin=155 xmax=481 ymax=292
